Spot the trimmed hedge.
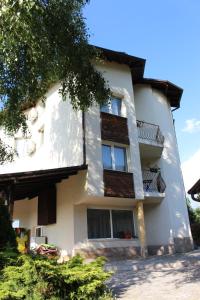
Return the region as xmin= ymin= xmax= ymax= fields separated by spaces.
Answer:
xmin=0 ymin=253 xmax=112 ymax=300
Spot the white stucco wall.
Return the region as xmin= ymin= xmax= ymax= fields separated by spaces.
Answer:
xmin=85 ymin=62 xmax=144 ymax=199
xmin=0 ymin=84 xmax=83 ymax=174
xmin=13 ymin=171 xmax=87 ymax=254
xmin=13 ymin=171 xmax=140 ymax=254
xmin=134 ymin=84 xmax=192 ymax=245
xmin=13 ymin=197 xmax=38 ymax=237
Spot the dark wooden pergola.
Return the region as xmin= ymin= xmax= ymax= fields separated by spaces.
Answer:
xmin=0 ymin=164 xmax=87 ymax=217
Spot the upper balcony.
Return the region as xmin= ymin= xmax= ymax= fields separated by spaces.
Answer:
xmin=137 ymin=120 xmax=164 ymax=158
xmin=142 ymin=168 xmax=166 ymax=200
xmin=101 ymin=112 xmax=129 ymax=145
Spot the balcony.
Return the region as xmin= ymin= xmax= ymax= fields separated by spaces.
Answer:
xmin=142 ymin=168 xmax=166 ymax=199
xmin=101 ymin=112 xmax=129 ymax=145
xmin=104 ymin=170 xmax=135 ymax=198
xmin=137 ymin=120 xmax=164 ymax=158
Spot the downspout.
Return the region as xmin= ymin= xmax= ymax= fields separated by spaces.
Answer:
xmin=82 ymin=111 xmax=86 ymax=165
xmin=171 ymin=106 xmax=179 ymax=125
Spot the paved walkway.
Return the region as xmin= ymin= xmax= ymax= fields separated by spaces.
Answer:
xmin=106 ymin=250 xmax=200 ymax=300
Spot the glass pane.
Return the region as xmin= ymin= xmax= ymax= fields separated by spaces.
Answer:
xmin=100 ymin=103 xmax=110 ymax=113
xmin=102 ymin=145 xmax=112 ymax=169
xmin=112 ymin=210 xmax=134 ymax=239
xmin=111 ymin=98 xmax=121 ymax=116
xmin=87 ymin=209 xmax=111 ymax=239
xmin=114 ymin=147 xmax=126 ymax=171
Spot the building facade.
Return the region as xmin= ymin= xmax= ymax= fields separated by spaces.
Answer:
xmin=0 ymin=47 xmax=193 ymax=258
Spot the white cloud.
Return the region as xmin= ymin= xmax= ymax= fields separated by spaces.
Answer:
xmin=181 ymin=149 xmax=200 ymax=207
xmin=182 ymin=118 xmax=200 ymax=133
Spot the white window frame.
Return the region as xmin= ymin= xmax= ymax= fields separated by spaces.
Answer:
xmin=87 ymin=207 xmax=137 ymax=240
xmin=35 ymin=226 xmax=43 ymax=237
xmin=102 ymin=141 xmax=130 ymax=172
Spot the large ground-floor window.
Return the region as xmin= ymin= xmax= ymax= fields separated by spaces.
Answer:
xmin=87 ymin=208 xmax=135 ymax=239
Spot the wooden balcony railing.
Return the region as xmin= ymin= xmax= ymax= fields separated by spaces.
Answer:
xmin=137 ymin=120 xmax=164 ymax=144
xmin=104 ymin=170 xmax=134 ymax=198
xmin=142 ymin=168 xmax=166 ymax=193
xmin=101 ymin=112 xmax=129 ymax=145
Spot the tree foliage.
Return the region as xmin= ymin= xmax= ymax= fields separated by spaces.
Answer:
xmin=186 ymin=197 xmax=196 ymax=224
xmin=0 ymin=0 xmax=110 ymax=162
xmin=194 ymin=207 xmax=200 ymax=223
xmin=0 ymin=200 xmax=17 ymax=250
xmin=0 ymin=254 xmax=112 ymax=300
xmin=187 ymin=197 xmax=200 ymax=224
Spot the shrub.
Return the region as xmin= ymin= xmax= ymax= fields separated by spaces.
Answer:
xmin=0 ymin=248 xmax=18 ymax=271
xmin=0 ymin=254 xmax=112 ymax=300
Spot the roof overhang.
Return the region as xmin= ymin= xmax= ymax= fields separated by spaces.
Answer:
xmin=188 ymin=179 xmax=200 ymax=202
xmin=0 ymin=165 xmax=87 ymax=201
xmin=96 ymin=46 xmax=146 ymax=80
xmin=133 ymin=78 xmax=183 ymax=108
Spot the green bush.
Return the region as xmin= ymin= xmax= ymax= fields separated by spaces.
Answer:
xmin=0 ymin=248 xmax=18 ymax=271
xmin=0 ymin=254 xmax=112 ymax=300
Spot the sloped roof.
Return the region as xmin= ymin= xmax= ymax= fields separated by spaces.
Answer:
xmin=188 ymin=179 xmax=200 ymax=195
xmin=21 ymin=46 xmax=183 ymax=110
xmin=96 ymin=46 xmax=146 ymax=80
xmin=133 ymin=78 xmax=183 ymax=108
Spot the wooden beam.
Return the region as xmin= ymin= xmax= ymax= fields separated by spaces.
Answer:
xmin=137 ymin=201 xmax=148 ymax=258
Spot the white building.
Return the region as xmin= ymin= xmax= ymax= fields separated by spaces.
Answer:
xmin=0 ymin=47 xmax=193 ymax=258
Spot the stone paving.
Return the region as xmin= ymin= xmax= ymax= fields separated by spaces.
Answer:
xmin=106 ymin=250 xmax=200 ymax=300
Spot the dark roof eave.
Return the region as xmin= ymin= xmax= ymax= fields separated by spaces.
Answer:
xmin=0 ymin=164 xmax=87 ymax=184
xmin=95 ymin=46 xmax=146 ymax=80
xmin=0 ymin=164 xmax=88 ymax=201
xmin=188 ymin=178 xmax=200 ymax=195
xmin=133 ymin=78 xmax=183 ymax=108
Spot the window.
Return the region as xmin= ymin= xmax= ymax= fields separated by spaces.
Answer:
xmin=102 ymin=144 xmax=127 ymax=172
xmin=35 ymin=226 xmax=43 ymax=237
xmin=112 ymin=210 xmax=134 ymax=238
xmin=87 ymin=209 xmax=111 ymax=239
xmin=101 ymin=97 xmax=122 ymax=116
xmin=87 ymin=209 xmax=135 ymax=239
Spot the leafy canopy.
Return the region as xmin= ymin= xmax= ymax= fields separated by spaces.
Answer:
xmin=0 ymin=0 xmax=110 ymax=162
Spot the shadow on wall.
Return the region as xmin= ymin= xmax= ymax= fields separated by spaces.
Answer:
xmin=48 ymin=88 xmax=83 ymax=168
xmin=84 ymin=105 xmax=104 ymax=196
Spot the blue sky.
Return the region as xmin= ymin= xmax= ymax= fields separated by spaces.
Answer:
xmin=84 ymin=0 xmax=200 ymax=205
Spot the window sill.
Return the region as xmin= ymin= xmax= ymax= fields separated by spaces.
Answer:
xmin=87 ymin=238 xmax=138 ymax=242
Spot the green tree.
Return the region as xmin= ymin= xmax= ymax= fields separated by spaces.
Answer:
xmin=0 ymin=199 xmax=17 ymax=250
xmin=186 ymin=197 xmax=196 ymax=224
xmin=194 ymin=207 xmax=200 ymax=223
xmin=0 ymin=0 xmax=110 ymax=163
